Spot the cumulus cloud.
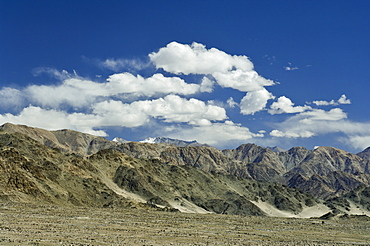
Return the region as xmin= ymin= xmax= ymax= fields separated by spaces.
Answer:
xmin=268 ymin=96 xmax=312 ymax=114
xmin=199 ymin=77 xmax=214 ymax=93
xmin=240 ymin=89 xmax=275 ymax=115
xmin=0 ymin=95 xmax=227 ymax=136
xmin=129 ymin=95 xmax=227 ymax=125
xmin=19 ymin=72 xmax=209 ymax=109
xmin=149 ymin=41 xmax=276 ymax=116
xmin=312 ymin=94 xmax=351 ymax=106
xmin=338 ymin=94 xmax=351 ymax=104
xmin=150 ymin=41 xmax=274 ymax=98
xmin=212 ymin=69 xmax=274 ymax=92
xmin=25 ymin=79 xmax=98 ymax=108
xmin=149 ymin=41 xmax=254 ymax=75
xmin=106 ymin=73 xmax=202 ymax=97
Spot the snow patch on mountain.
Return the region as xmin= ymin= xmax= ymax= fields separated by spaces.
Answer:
xmin=140 ymin=137 xmax=206 ymax=147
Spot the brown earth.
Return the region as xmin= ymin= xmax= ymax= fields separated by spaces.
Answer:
xmin=0 ymin=202 xmax=369 ymax=246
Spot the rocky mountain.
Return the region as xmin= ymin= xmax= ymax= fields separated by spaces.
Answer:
xmin=1 ymin=123 xmax=370 ymax=214
xmin=357 ymin=147 xmax=370 ymax=160
xmin=140 ymin=137 xmax=206 ymax=147
xmin=112 ymin=137 xmax=130 ymax=144
xmin=0 ymin=128 xmax=319 ymax=216
xmin=267 ymin=146 xmax=287 ymax=152
xmin=0 ymin=123 xmax=118 ymax=156
xmin=111 ymin=142 xmax=252 ymax=179
xmin=325 ymin=185 xmax=370 ymax=215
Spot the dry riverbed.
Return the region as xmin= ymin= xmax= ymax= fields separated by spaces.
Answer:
xmin=0 ymin=203 xmax=369 ymax=245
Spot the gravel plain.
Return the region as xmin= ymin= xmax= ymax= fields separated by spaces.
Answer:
xmin=0 ymin=203 xmax=369 ymax=246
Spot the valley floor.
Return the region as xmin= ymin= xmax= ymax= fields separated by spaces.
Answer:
xmin=0 ymin=203 xmax=369 ymax=246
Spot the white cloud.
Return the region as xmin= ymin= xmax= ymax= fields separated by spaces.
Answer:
xmin=106 ymin=73 xmax=202 ymax=97
xmin=32 ymin=67 xmax=73 ymax=80
xmin=297 ymin=108 xmax=347 ymax=123
xmin=149 ymin=41 xmax=254 ymax=75
xmin=91 ymin=100 xmax=149 ymax=128
xmin=240 ymin=88 xmax=275 ymax=115
xmin=199 ymin=77 xmax=214 ymax=93
xmin=25 ymin=79 xmax=98 ymax=108
xmin=0 ymin=106 xmax=107 ymax=136
xmin=270 ymin=129 xmax=315 ymax=138
xmin=284 ymin=62 xmax=299 ymax=71
xmin=312 ymin=94 xmax=351 ymax=106
xmin=312 ymin=99 xmax=337 ymax=106
xmin=21 ymin=71 xmax=209 ymax=109
xmin=92 ymin=95 xmax=227 ymax=128
xmin=212 ymin=69 xmax=274 ymax=92
xmin=342 ymin=135 xmax=370 ymax=151
xmin=131 ymin=95 xmax=227 ymax=125
xmin=269 ymin=115 xmax=370 ymax=150
xmin=149 ymin=41 xmax=275 ymax=94
xmin=100 ymin=58 xmax=149 ymax=72
xmin=0 ymin=95 xmax=227 ymax=136
xmin=268 ymin=96 xmax=312 ymax=115
xmin=227 ymin=97 xmax=238 ymax=108
xmin=337 ymin=94 xmax=351 ymax=104
xmin=0 ymin=87 xmax=24 ymax=109
xmin=265 ymin=106 xmax=370 ymax=150
xmin=267 ymin=108 xmax=347 ymax=139
xmin=164 ymin=120 xmax=263 ymax=148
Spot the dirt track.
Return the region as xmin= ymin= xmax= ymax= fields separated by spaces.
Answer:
xmin=0 ymin=203 xmax=369 ymax=245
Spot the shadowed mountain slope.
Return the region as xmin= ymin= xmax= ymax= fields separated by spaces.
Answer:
xmin=357 ymin=147 xmax=370 ymax=160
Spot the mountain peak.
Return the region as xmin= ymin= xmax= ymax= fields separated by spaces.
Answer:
xmin=112 ymin=137 xmax=130 ymax=144
xmin=139 ymin=137 xmax=205 ymax=147
xmin=357 ymin=146 xmax=370 ymax=160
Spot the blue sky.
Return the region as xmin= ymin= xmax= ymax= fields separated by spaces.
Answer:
xmin=1 ymin=0 xmax=369 ymax=152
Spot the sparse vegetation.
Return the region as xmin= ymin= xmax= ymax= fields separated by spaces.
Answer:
xmin=0 ymin=202 xmax=369 ymax=245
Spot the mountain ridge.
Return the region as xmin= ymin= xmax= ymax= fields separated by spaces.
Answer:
xmin=1 ymin=123 xmax=369 ymax=216
xmin=0 ymin=129 xmax=321 ymax=216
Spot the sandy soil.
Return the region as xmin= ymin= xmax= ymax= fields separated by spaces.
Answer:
xmin=0 ymin=203 xmax=369 ymax=246
xmin=251 ymin=200 xmax=332 ymax=218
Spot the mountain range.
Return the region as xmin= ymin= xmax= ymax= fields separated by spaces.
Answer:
xmin=1 ymin=122 xmax=369 ymax=218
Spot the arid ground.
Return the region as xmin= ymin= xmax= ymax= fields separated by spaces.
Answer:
xmin=0 ymin=203 xmax=369 ymax=245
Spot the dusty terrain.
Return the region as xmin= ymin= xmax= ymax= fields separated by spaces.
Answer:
xmin=0 ymin=202 xmax=369 ymax=245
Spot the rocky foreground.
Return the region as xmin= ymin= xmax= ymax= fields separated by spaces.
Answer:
xmin=0 ymin=202 xmax=369 ymax=246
